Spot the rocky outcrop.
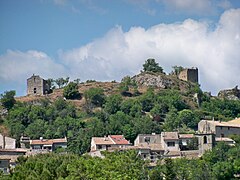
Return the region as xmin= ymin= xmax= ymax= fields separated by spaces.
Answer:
xmin=218 ymin=86 xmax=240 ymax=100
xmin=132 ymin=72 xmax=173 ymax=89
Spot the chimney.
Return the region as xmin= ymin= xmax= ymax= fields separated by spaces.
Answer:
xmin=40 ymin=137 xmax=43 ymax=141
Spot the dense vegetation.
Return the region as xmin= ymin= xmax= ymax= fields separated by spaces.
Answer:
xmin=1 ymin=140 xmax=240 ymax=179
xmin=1 ymin=83 xmax=240 ymax=154
xmin=1 ymin=61 xmax=240 ymax=178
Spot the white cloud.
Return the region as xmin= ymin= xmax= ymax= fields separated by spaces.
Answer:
xmin=0 ymin=50 xmax=67 ymax=95
xmin=1 ymin=9 xmax=240 ymax=95
xmin=59 ymin=8 xmax=240 ymax=94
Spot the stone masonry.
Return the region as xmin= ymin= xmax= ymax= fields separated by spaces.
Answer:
xmin=27 ymin=74 xmax=50 ymax=96
xmin=178 ymin=68 xmax=198 ymax=83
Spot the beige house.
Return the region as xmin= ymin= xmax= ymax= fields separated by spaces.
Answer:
xmin=0 ymin=148 xmax=27 ymax=174
xmin=0 ymin=158 xmax=10 ymax=174
xmin=90 ymin=135 xmax=131 ymax=152
xmin=0 ymin=134 xmax=16 ymax=149
xmin=30 ymin=137 xmax=67 ymax=152
xmin=197 ymin=118 xmax=240 ymax=155
xmin=161 ymin=132 xmax=180 ymax=152
xmin=134 ymin=133 xmax=163 ymax=161
xmin=198 ymin=118 xmax=240 ymax=137
xmin=134 ymin=132 xmax=197 ymax=161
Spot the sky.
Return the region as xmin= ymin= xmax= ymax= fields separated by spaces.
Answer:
xmin=0 ymin=0 xmax=240 ymax=96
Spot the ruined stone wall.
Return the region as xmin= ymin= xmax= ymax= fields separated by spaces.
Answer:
xmin=178 ymin=68 xmax=198 ymax=83
xmin=178 ymin=69 xmax=188 ymax=82
xmin=27 ymin=75 xmax=49 ymax=96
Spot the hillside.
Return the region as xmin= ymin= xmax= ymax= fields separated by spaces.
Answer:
xmin=15 ymin=72 xmax=198 ymax=109
xmin=1 ymin=70 xmax=240 ymax=156
xmin=15 ymin=81 xmax=120 ymax=108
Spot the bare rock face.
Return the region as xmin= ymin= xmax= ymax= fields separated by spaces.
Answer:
xmin=218 ymin=86 xmax=240 ymax=100
xmin=132 ymin=72 xmax=173 ymax=89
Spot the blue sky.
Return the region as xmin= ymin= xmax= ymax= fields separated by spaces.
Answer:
xmin=1 ymin=0 xmax=240 ymax=96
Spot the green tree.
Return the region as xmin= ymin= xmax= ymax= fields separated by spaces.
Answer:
xmin=46 ymin=78 xmax=55 ymax=90
xmin=178 ymin=109 xmax=198 ymax=128
xmin=163 ymin=108 xmax=178 ymax=131
xmin=119 ymin=76 xmax=136 ymax=96
xmin=25 ymin=119 xmax=46 ymax=139
xmin=0 ymin=90 xmax=16 ymax=110
xmin=73 ymin=78 xmax=81 ymax=84
xmin=63 ymin=82 xmax=80 ymax=100
xmin=55 ymin=78 xmax=65 ymax=88
xmin=172 ymin=65 xmax=184 ymax=75
xmin=84 ymin=88 xmax=105 ymax=107
xmin=143 ymin=58 xmax=163 ymax=73
xmin=104 ymin=94 xmax=123 ymax=114
xmin=139 ymin=88 xmax=155 ymax=112
xmin=163 ymin=158 xmax=176 ymax=180
xmin=212 ymin=161 xmax=234 ymax=180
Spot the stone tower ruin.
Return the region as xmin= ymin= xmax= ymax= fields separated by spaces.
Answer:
xmin=178 ymin=67 xmax=198 ymax=83
xmin=27 ymin=74 xmax=50 ymax=96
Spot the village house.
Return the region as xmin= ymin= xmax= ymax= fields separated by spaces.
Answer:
xmin=197 ymin=118 xmax=240 ymax=155
xmin=30 ymin=137 xmax=67 ymax=152
xmin=134 ymin=132 xmax=197 ymax=161
xmin=0 ymin=134 xmax=27 ymax=174
xmin=90 ymin=135 xmax=131 ymax=152
xmin=0 ymin=149 xmax=28 ymax=175
xmin=0 ymin=158 xmax=10 ymax=174
xmin=198 ymin=118 xmax=240 ymax=137
xmin=90 ymin=132 xmax=198 ymax=161
xmin=0 ymin=134 xmax=16 ymax=149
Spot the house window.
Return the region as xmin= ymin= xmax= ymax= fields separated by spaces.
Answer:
xmin=221 ymin=134 xmax=224 ymax=137
xmin=33 ymin=88 xmax=37 ymax=94
xmin=167 ymin=142 xmax=175 ymax=147
xmin=203 ymin=136 xmax=207 ymax=144
xmin=228 ymin=127 xmax=230 ymax=130
xmin=144 ymin=137 xmax=150 ymax=143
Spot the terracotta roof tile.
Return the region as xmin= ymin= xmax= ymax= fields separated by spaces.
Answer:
xmin=92 ymin=137 xmax=114 ymax=145
xmin=162 ymin=132 xmax=179 ymax=140
xmin=30 ymin=138 xmax=67 ymax=145
xmin=136 ymin=143 xmax=164 ymax=151
xmin=203 ymin=119 xmax=240 ymax=128
xmin=109 ymin=135 xmax=130 ymax=145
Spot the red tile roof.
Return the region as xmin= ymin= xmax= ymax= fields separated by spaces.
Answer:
xmin=92 ymin=135 xmax=130 ymax=145
xmin=109 ymin=135 xmax=131 ymax=145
